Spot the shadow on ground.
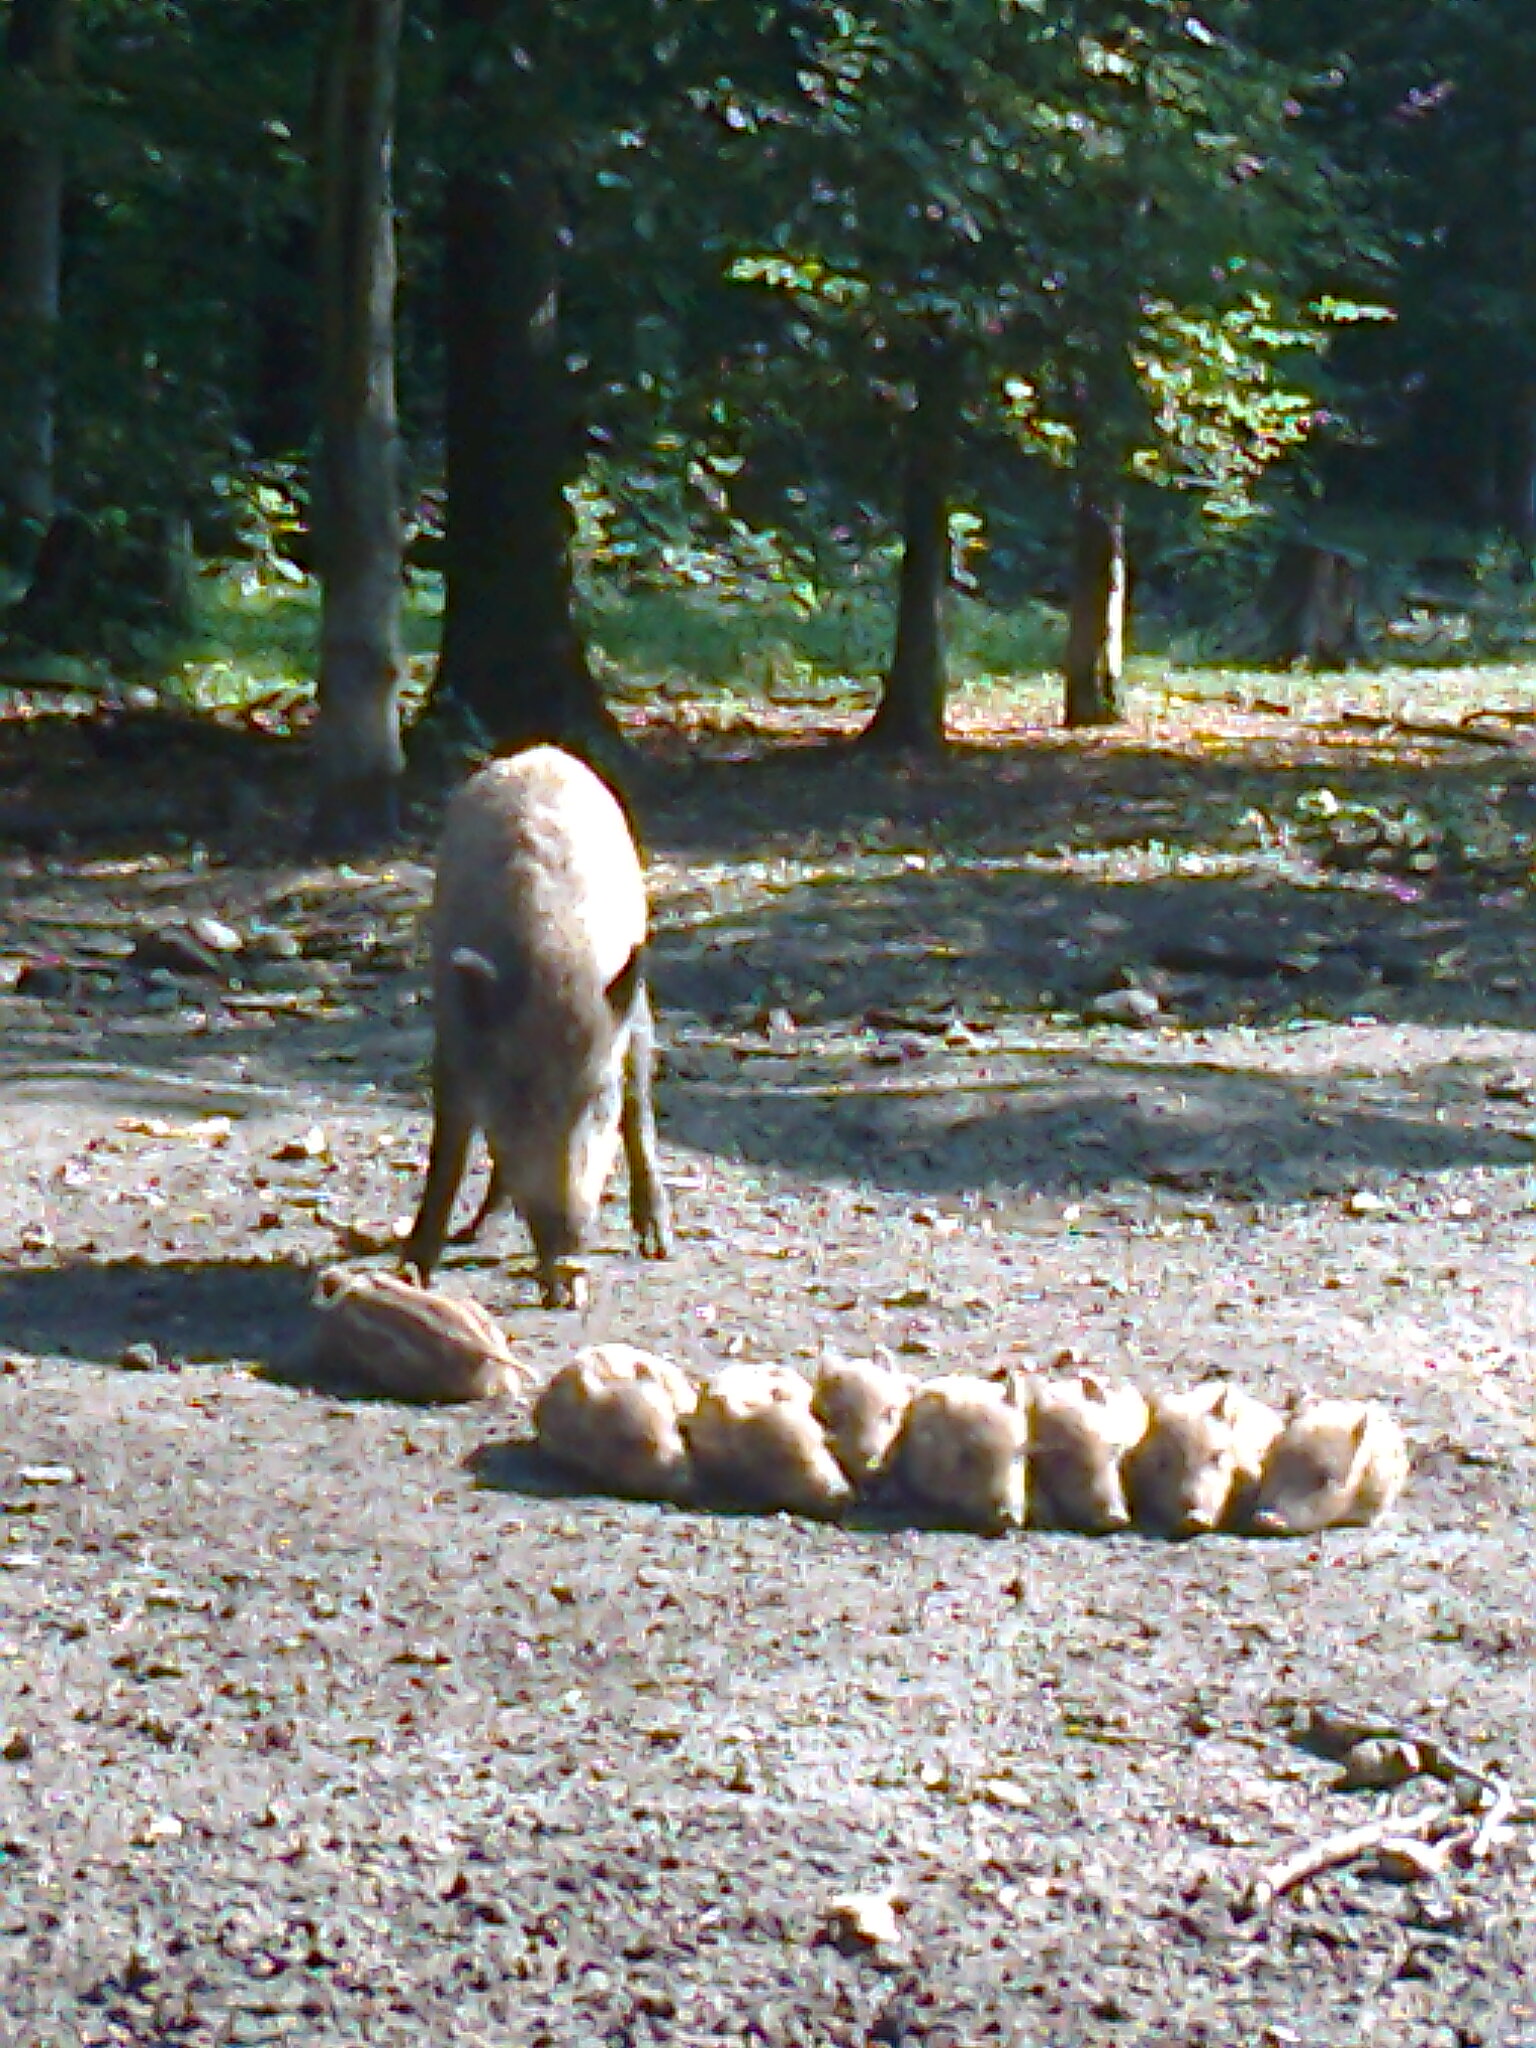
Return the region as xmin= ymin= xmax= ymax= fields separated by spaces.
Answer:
xmin=662 ymin=1049 xmax=1536 ymax=1200
xmin=0 ymin=1256 xmax=313 ymax=1366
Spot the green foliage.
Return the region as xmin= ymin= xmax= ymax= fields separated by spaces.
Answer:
xmin=7 ymin=0 xmax=1533 ymax=682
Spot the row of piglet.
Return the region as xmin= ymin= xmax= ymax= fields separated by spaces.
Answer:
xmin=534 ymin=1348 xmax=1409 ymax=1539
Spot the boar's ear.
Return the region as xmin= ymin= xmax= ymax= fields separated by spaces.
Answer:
xmin=604 ymin=945 xmax=645 ymax=1020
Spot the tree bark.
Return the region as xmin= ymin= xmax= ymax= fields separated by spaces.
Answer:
xmin=0 ymin=0 xmax=73 ymax=573
xmin=1499 ymin=382 xmax=1536 ymax=562
xmin=429 ymin=0 xmax=613 ymax=753
xmin=311 ymin=0 xmax=406 ymax=848
xmin=862 ymin=343 xmax=958 ymax=754
xmin=1063 ymin=489 xmax=1127 ymax=727
xmin=6 ymin=507 xmax=193 ymax=654
xmin=1255 ymin=541 xmax=1367 ymax=669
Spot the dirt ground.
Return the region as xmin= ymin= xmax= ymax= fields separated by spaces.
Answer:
xmin=2 ymin=695 xmax=1536 ymax=2045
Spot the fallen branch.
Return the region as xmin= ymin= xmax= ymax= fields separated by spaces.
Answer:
xmin=1461 ymin=1778 xmax=1519 ymax=1864
xmin=1241 ymin=1709 xmax=1533 ymax=1914
xmin=1330 ymin=711 xmax=1531 ymax=751
xmin=1241 ymin=1803 xmax=1453 ymax=1915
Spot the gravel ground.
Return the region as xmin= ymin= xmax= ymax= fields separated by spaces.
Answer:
xmin=2 ymin=716 xmax=1536 ymax=2043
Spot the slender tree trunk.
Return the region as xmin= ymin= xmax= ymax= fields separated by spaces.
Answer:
xmin=1063 ymin=488 xmax=1127 ymax=727
xmin=429 ymin=0 xmax=613 ymax=752
xmin=311 ymin=0 xmax=406 ymax=848
xmin=863 ymin=344 xmax=959 ymax=754
xmin=1500 ymin=381 xmax=1536 ymax=563
xmin=0 ymin=0 xmax=73 ymax=574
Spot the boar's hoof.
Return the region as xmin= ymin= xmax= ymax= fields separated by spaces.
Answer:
xmin=638 ymin=1218 xmax=672 ymax=1262
xmin=540 ymin=1260 xmax=592 ymax=1312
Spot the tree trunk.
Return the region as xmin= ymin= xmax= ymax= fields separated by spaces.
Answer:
xmin=1498 ymin=382 xmax=1536 ymax=564
xmin=1063 ymin=490 xmax=1127 ymax=727
xmin=1256 ymin=541 xmax=1367 ymax=669
xmin=0 ymin=0 xmax=73 ymax=573
xmin=6 ymin=507 xmax=193 ymax=656
xmin=429 ymin=0 xmax=613 ymax=753
xmin=863 ymin=344 xmax=958 ymax=753
xmin=311 ymin=0 xmax=406 ymax=849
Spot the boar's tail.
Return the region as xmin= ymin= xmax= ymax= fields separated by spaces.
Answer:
xmin=605 ymin=944 xmax=645 ymax=1020
xmin=447 ymin=946 xmax=517 ymax=1033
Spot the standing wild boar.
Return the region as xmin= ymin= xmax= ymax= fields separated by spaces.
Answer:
xmin=401 ymin=746 xmax=671 ymax=1307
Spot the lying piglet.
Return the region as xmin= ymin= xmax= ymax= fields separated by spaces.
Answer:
xmin=534 ymin=1344 xmax=696 ymax=1501
xmin=889 ymin=1374 xmax=1029 ymax=1534
xmin=1028 ymin=1372 xmax=1150 ymax=1535
xmin=1246 ymin=1398 xmax=1408 ymax=1537
xmin=686 ymin=1364 xmax=853 ymax=1519
xmin=812 ymin=1353 xmax=916 ymax=1489
xmin=1127 ymin=1381 xmax=1285 ymax=1538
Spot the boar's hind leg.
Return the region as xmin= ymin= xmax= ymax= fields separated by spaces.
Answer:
xmin=401 ymin=1065 xmax=475 ymax=1284
xmin=621 ymin=981 xmax=672 ymax=1261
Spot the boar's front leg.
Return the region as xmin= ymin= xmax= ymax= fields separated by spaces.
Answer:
xmin=621 ymin=982 xmax=672 ymax=1261
xmin=401 ymin=1055 xmax=475 ymax=1284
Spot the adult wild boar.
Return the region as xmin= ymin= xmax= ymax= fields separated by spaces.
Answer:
xmin=401 ymin=746 xmax=672 ymax=1306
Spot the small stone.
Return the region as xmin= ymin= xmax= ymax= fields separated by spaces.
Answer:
xmin=275 ymin=1125 xmax=331 ymax=1162
xmin=1087 ymin=986 xmax=1162 ymax=1026
xmin=1338 ymin=1738 xmax=1424 ymax=1790
xmin=188 ymin=915 xmax=243 ymax=955
xmin=17 ymin=1466 xmax=76 ymax=1487
xmin=1 ymin=1731 xmax=32 ymax=1762
xmin=824 ymin=1890 xmax=904 ymax=1954
xmin=133 ymin=1813 xmax=185 ymax=1846
xmin=1345 ymin=1190 xmax=1387 ymax=1216
xmin=15 ymin=959 xmax=74 ymax=1000
xmin=120 ymin=1342 xmax=160 ymax=1372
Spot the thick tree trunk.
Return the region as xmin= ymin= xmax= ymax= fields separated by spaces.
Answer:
xmin=311 ymin=0 xmax=406 ymax=849
xmin=429 ymin=0 xmax=613 ymax=752
xmin=1063 ymin=490 xmax=1127 ymax=727
xmin=862 ymin=345 xmax=958 ymax=754
xmin=1256 ymin=541 xmax=1367 ymax=669
xmin=6 ymin=507 xmax=192 ymax=654
xmin=0 ymin=0 xmax=73 ymax=573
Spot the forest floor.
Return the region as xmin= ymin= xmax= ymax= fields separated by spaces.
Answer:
xmin=2 ymin=673 xmax=1536 ymax=2044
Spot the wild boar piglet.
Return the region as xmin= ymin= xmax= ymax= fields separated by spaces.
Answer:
xmin=889 ymin=1374 xmax=1030 ymax=1534
xmin=1028 ymin=1372 xmax=1150 ymax=1535
xmin=687 ymin=1364 xmax=854 ymax=1519
xmin=1247 ymin=1398 xmax=1408 ymax=1537
xmin=534 ymin=1343 xmax=696 ymax=1501
xmin=812 ymin=1353 xmax=916 ymax=1488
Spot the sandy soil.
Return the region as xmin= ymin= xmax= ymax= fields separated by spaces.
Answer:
xmin=2 ymin=709 xmax=1535 ymax=2044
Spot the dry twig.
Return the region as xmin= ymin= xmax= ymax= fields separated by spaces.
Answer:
xmin=1241 ymin=1708 xmax=1532 ymax=1914
xmin=1242 ymin=1804 xmax=1453 ymax=1914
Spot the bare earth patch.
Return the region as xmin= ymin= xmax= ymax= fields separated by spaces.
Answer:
xmin=2 ymin=696 xmax=1536 ymax=2043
